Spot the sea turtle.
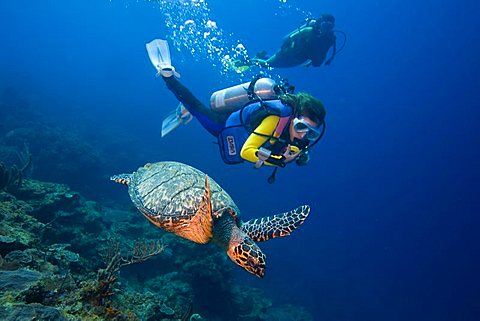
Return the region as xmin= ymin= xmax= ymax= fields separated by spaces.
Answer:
xmin=111 ymin=161 xmax=310 ymax=278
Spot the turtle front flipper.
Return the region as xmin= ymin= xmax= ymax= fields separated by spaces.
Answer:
xmin=241 ymin=205 xmax=310 ymax=242
xmin=171 ymin=175 xmax=213 ymax=244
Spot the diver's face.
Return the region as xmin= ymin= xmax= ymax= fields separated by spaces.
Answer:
xmin=319 ymin=20 xmax=334 ymax=33
xmin=289 ymin=116 xmax=320 ymax=142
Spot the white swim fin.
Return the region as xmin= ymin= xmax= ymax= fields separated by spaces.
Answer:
xmin=146 ymin=39 xmax=181 ymax=78
xmin=161 ymin=103 xmax=193 ymax=137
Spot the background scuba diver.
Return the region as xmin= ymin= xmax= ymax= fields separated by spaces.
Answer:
xmin=146 ymin=39 xmax=326 ymax=173
xmin=233 ymin=14 xmax=343 ymax=71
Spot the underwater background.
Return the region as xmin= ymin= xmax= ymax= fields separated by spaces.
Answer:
xmin=1 ymin=0 xmax=479 ymax=320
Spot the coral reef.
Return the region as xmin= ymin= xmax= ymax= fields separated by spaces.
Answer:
xmin=0 ymin=162 xmax=22 ymax=191
xmin=0 ymin=178 xmax=313 ymax=320
xmin=83 ymin=238 xmax=165 ymax=308
xmin=0 ymin=144 xmax=32 ymax=192
xmin=2 ymin=123 xmax=106 ymax=199
xmin=0 ymin=92 xmax=107 ymax=201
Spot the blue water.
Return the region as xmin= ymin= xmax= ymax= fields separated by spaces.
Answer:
xmin=1 ymin=0 xmax=479 ymax=320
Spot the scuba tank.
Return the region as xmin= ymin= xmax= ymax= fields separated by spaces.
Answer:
xmin=210 ymin=77 xmax=278 ymax=114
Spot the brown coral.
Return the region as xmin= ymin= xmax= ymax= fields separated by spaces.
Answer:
xmin=0 ymin=144 xmax=32 ymax=191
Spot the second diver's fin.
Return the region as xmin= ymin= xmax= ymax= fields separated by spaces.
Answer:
xmin=145 ymin=39 xmax=181 ymax=78
xmin=161 ymin=103 xmax=193 ymax=137
xmin=222 ymin=55 xmax=252 ymax=74
xmin=229 ymin=58 xmax=252 ymax=73
xmin=234 ymin=64 xmax=251 ymax=73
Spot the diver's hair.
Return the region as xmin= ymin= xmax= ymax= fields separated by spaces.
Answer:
xmin=280 ymin=92 xmax=326 ymax=124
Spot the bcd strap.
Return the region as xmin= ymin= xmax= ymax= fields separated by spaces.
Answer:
xmin=255 ymin=115 xmax=292 ymax=169
xmin=274 ymin=116 xmax=290 ymax=138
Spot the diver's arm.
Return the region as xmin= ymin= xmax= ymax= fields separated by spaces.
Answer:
xmin=311 ymin=33 xmax=336 ymax=67
xmin=240 ymin=115 xmax=284 ymax=166
xmin=324 ymin=35 xmax=337 ymax=65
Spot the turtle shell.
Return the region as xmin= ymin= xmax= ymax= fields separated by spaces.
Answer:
xmin=128 ymin=161 xmax=240 ymax=240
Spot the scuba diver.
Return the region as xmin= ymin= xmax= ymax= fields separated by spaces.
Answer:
xmin=232 ymin=14 xmax=344 ymax=72
xmin=146 ymin=39 xmax=326 ymax=181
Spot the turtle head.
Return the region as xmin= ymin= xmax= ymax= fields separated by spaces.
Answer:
xmin=227 ymin=236 xmax=266 ymax=278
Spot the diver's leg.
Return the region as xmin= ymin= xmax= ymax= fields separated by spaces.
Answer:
xmin=162 ymin=76 xmax=227 ymax=136
xmin=251 ymin=50 xmax=290 ymax=68
xmin=251 ymin=58 xmax=270 ymax=68
xmin=265 ymin=53 xmax=287 ymax=68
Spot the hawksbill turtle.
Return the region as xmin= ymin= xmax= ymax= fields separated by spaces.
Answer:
xmin=111 ymin=161 xmax=310 ymax=278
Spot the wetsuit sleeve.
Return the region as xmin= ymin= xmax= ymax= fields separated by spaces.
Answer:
xmin=240 ymin=115 xmax=281 ymax=165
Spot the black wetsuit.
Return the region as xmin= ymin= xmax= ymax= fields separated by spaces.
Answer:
xmin=253 ymin=22 xmax=335 ymax=68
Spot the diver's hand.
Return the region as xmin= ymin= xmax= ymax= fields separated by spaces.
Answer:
xmin=283 ymin=145 xmax=301 ymax=163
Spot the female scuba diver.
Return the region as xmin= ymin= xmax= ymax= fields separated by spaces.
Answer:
xmin=146 ymin=40 xmax=326 ymax=180
xmin=232 ymin=14 xmax=344 ymax=72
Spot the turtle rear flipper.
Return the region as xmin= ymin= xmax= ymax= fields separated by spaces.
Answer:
xmin=110 ymin=174 xmax=132 ymax=186
xmin=241 ymin=205 xmax=310 ymax=242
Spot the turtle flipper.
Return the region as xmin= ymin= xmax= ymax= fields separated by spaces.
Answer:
xmin=110 ymin=174 xmax=132 ymax=186
xmin=241 ymin=205 xmax=310 ymax=242
xmin=172 ymin=175 xmax=213 ymax=244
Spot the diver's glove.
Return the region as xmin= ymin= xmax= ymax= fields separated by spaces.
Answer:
xmin=296 ymin=151 xmax=310 ymax=166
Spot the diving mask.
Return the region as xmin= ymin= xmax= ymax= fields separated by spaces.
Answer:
xmin=293 ymin=117 xmax=321 ymax=141
xmin=320 ymin=20 xmax=334 ymax=32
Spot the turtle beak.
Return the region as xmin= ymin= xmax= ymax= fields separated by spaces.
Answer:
xmin=227 ymin=236 xmax=266 ymax=278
